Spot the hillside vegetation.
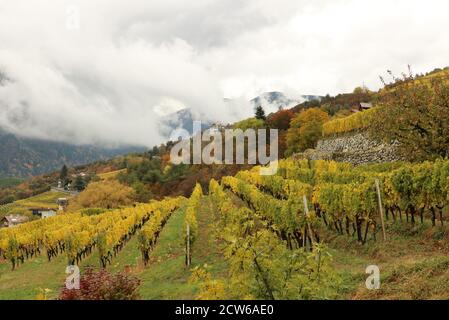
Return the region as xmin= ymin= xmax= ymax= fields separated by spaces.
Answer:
xmin=1 ymin=158 xmax=448 ymax=299
xmin=0 ymin=178 xmax=23 ymax=189
xmin=1 ymin=67 xmax=449 ymax=300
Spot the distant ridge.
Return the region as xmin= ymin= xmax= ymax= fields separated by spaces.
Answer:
xmin=0 ymin=129 xmax=145 ymax=177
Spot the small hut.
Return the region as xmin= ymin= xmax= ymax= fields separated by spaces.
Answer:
xmin=358 ymin=102 xmax=373 ymax=111
xmin=1 ymin=214 xmax=29 ymax=228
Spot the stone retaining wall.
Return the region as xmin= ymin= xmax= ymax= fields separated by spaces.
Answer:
xmin=298 ymin=132 xmax=403 ymax=165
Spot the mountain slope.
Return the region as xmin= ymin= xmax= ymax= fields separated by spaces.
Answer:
xmin=0 ymin=130 xmax=145 ymax=177
xmin=250 ymin=91 xmax=322 ymax=114
xmin=160 ymin=92 xmax=321 ymax=136
xmin=159 ymin=108 xmax=213 ymax=137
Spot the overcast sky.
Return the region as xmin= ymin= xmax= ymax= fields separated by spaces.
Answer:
xmin=0 ymin=0 xmax=448 ymax=147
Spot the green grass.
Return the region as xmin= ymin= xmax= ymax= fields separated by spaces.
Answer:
xmin=0 ymin=196 xmax=228 ymax=300
xmin=322 ymin=219 xmax=449 ymax=300
xmin=0 ymin=252 xmax=68 ymax=300
xmin=0 ymin=221 xmax=146 ymax=300
xmin=0 ymin=241 xmax=140 ymax=300
xmin=137 ymin=197 xmax=228 ymax=299
xmin=137 ymin=207 xmax=194 ymax=299
xmin=78 ymin=232 xmax=142 ymax=273
xmin=2 ymin=191 xmax=449 ymax=300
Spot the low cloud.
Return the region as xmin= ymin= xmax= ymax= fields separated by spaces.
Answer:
xmin=0 ymin=0 xmax=448 ymax=147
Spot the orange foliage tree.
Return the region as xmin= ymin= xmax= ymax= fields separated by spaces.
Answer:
xmin=267 ymin=110 xmax=295 ymax=131
xmin=286 ymin=108 xmax=329 ymax=155
xmin=68 ymin=180 xmax=136 ymax=211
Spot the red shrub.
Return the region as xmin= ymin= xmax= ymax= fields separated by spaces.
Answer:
xmin=59 ymin=267 xmax=141 ymax=300
xmin=267 ymin=110 xmax=295 ymax=131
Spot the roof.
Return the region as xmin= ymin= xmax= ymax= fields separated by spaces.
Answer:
xmin=2 ymin=214 xmax=29 ymax=224
xmin=359 ymin=102 xmax=373 ymax=109
xmin=29 ymin=208 xmax=57 ymax=212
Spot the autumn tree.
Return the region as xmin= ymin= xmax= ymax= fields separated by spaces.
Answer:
xmin=132 ymin=181 xmax=152 ymax=203
xmin=68 ymin=180 xmax=136 ymax=211
xmin=353 ymin=85 xmax=371 ymax=95
xmin=229 ymin=117 xmax=270 ymax=162
xmin=267 ymin=109 xmax=294 ymax=131
xmin=370 ymin=78 xmax=449 ymax=160
xmin=275 ymin=131 xmax=290 ymax=158
xmin=286 ymin=108 xmax=329 ymax=155
xmin=233 ymin=118 xmax=266 ymax=131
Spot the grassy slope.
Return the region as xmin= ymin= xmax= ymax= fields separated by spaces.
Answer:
xmin=0 ymin=252 xmax=68 ymax=300
xmin=77 ymin=196 xmax=227 ymax=299
xmin=2 ymin=192 xmax=449 ymax=300
xmin=0 ymin=191 xmax=69 ymax=220
xmin=326 ymin=221 xmax=449 ymax=300
xmin=0 ymin=177 xmax=23 ymax=189
xmin=97 ymin=169 xmax=127 ymax=181
xmin=0 ymin=224 xmax=143 ymax=300
xmin=0 ymin=196 xmax=227 ymax=300
xmin=136 ymin=196 xmax=227 ymax=299
xmin=213 ymin=189 xmax=449 ymax=300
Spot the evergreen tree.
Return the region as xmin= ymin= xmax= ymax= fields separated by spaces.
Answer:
xmin=60 ymin=165 xmax=68 ymax=186
xmin=73 ymin=175 xmax=86 ymax=192
xmin=255 ymin=106 xmax=266 ymax=121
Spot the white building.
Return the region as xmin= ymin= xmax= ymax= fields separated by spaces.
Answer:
xmin=30 ymin=208 xmax=57 ymax=219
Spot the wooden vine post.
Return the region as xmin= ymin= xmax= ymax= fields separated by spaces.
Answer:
xmin=186 ymin=224 xmax=191 ymax=267
xmin=375 ymin=179 xmax=387 ymax=241
xmin=303 ymin=195 xmax=315 ymax=248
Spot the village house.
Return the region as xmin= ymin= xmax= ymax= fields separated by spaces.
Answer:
xmin=359 ymin=102 xmax=373 ymax=111
xmin=1 ymin=214 xmax=29 ymax=228
xmin=351 ymin=102 xmax=373 ymax=113
xmin=29 ymin=208 xmax=57 ymax=219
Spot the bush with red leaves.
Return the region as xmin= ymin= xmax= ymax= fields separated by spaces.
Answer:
xmin=59 ymin=267 xmax=141 ymax=300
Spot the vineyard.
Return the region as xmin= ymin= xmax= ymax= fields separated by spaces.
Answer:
xmin=233 ymin=159 xmax=449 ymax=244
xmin=207 ymin=179 xmax=336 ymax=299
xmin=322 ymin=107 xmax=377 ymax=137
xmin=0 ymin=197 xmax=184 ymax=270
xmin=1 ymin=158 xmax=449 ymax=299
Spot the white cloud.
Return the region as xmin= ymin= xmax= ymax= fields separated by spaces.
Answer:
xmin=0 ymin=0 xmax=448 ymax=146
